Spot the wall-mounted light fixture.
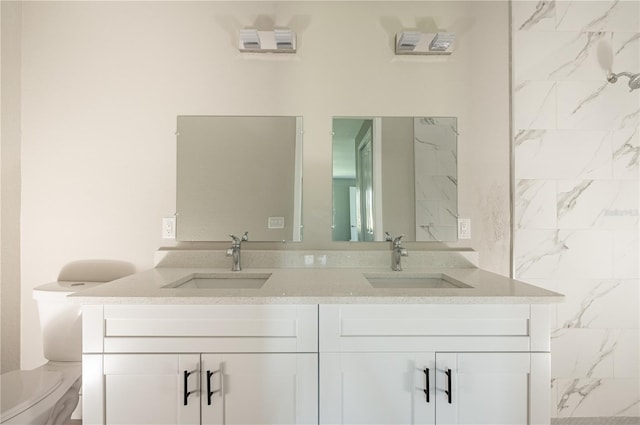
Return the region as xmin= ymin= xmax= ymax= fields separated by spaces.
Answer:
xmin=395 ymin=32 xmax=455 ymax=55
xmin=238 ymin=28 xmax=296 ymax=53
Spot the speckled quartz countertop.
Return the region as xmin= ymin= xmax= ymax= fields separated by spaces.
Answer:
xmin=69 ymin=255 xmax=564 ymax=305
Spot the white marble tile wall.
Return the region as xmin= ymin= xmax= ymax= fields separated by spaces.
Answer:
xmin=512 ymin=0 xmax=639 ymax=419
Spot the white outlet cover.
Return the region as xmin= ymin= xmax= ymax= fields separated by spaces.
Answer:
xmin=162 ymin=217 xmax=176 ymax=239
xmin=268 ymin=216 xmax=285 ymax=229
xmin=457 ymin=218 xmax=471 ymax=239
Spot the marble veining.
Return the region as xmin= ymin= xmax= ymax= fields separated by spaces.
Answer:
xmin=613 ymin=141 xmax=639 ymax=170
xmin=549 ymin=32 xmax=606 ymax=79
xmin=516 ymin=130 xmax=612 ymax=179
xmin=516 ymin=180 xmax=557 ymax=229
xmin=615 ymin=32 xmax=640 ymax=55
xmin=557 ymin=180 xmax=594 ymax=221
xmin=613 ymin=109 xmax=639 ymax=178
xmin=559 ymin=180 xmax=638 ymax=229
xmin=560 ymin=281 xmax=621 ymax=328
xmin=516 ymin=230 xmax=570 ymax=278
xmin=556 ymin=279 xmax=639 ymax=330
xmin=556 ymin=0 xmax=638 ymax=32
xmin=515 ymin=81 xmax=557 ymax=130
xmin=558 ymin=378 xmax=604 ymax=416
xmin=519 ymin=0 xmax=556 ymax=31
xmin=559 ymin=0 xmax=619 ymax=32
xmin=570 ymin=81 xmax=609 ymax=117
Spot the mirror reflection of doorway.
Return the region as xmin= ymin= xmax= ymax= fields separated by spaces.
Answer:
xmin=332 ymin=116 xmax=458 ymax=242
xmin=332 ymin=118 xmax=372 ymax=241
xmin=356 ymin=125 xmax=375 ymax=241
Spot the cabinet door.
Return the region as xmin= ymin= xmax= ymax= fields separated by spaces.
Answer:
xmin=201 ymin=353 xmax=317 ymax=425
xmin=102 ymin=354 xmax=200 ymax=425
xmin=320 ymin=352 xmax=435 ymax=425
xmin=435 ymin=353 xmax=532 ymax=425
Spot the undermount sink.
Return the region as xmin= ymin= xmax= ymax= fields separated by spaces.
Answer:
xmin=167 ymin=273 xmax=271 ymax=289
xmin=364 ymin=273 xmax=472 ymax=289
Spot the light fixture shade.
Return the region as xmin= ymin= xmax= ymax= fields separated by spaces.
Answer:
xmin=239 ymin=29 xmax=260 ymax=50
xmin=396 ymin=31 xmax=422 ymax=51
xmin=395 ymin=32 xmax=455 ymax=55
xmin=238 ymin=28 xmax=297 ymax=53
xmin=274 ymin=29 xmax=295 ymax=50
xmin=429 ymin=33 xmax=455 ymax=52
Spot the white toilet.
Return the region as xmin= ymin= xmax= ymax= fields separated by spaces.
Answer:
xmin=0 ymin=260 xmax=134 ymax=425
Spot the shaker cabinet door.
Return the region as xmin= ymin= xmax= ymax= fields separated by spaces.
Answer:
xmin=434 ymin=352 xmax=533 ymax=425
xmin=320 ymin=352 xmax=436 ymax=425
xmin=201 ymin=353 xmax=318 ymax=425
xmin=102 ymin=354 xmax=200 ymax=425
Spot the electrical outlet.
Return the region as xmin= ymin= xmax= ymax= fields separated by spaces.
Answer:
xmin=162 ymin=217 xmax=176 ymax=239
xmin=268 ymin=216 xmax=285 ymax=229
xmin=457 ymin=218 xmax=471 ymax=239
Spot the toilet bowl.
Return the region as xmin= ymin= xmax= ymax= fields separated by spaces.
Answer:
xmin=0 ymin=260 xmax=135 ymax=425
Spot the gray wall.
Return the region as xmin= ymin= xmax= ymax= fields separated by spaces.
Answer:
xmin=381 ymin=117 xmax=415 ymax=238
xmin=1 ymin=0 xmax=22 ymax=373
xmin=176 ymin=116 xmax=297 ymax=241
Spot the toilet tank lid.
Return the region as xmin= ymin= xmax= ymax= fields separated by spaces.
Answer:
xmin=0 ymin=369 xmax=62 ymax=422
xmin=32 ymin=281 xmax=107 ymax=300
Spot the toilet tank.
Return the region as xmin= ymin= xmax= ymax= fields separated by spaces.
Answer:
xmin=32 ymin=281 xmax=106 ymax=362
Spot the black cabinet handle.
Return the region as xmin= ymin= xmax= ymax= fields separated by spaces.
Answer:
xmin=183 ymin=370 xmax=192 ymax=406
xmin=423 ymin=368 xmax=430 ymax=403
xmin=444 ymin=369 xmax=452 ymax=404
xmin=207 ymin=370 xmax=214 ymax=405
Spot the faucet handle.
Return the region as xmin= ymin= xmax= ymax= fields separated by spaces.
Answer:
xmin=385 ymin=232 xmax=405 ymax=246
xmin=230 ymin=232 xmax=249 ymax=244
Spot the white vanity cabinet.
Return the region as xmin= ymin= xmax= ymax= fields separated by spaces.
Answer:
xmin=319 ymin=304 xmax=551 ymax=425
xmin=82 ymin=305 xmax=318 ymax=425
xmin=82 ymin=302 xmax=552 ymax=425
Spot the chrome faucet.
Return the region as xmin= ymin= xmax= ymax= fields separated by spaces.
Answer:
xmin=385 ymin=232 xmax=408 ymax=271
xmin=226 ymin=231 xmax=248 ymax=271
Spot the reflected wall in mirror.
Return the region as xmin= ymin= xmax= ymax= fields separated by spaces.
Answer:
xmin=332 ymin=117 xmax=457 ymax=242
xmin=176 ymin=116 xmax=303 ymax=242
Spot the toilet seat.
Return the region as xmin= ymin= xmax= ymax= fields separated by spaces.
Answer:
xmin=0 ymin=369 xmax=62 ymax=423
xmin=0 ymin=362 xmax=82 ymax=424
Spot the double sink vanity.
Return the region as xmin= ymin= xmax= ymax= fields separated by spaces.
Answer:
xmin=73 ymin=115 xmax=561 ymax=424
xmin=73 ymin=249 xmax=562 ymax=425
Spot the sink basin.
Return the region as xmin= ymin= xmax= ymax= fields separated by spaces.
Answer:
xmin=364 ymin=273 xmax=471 ymax=289
xmin=167 ymin=273 xmax=271 ymax=289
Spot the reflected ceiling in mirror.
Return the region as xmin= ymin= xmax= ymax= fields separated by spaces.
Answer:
xmin=176 ymin=116 xmax=303 ymax=242
xmin=332 ymin=117 xmax=458 ymax=242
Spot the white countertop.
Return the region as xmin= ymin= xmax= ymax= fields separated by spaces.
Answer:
xmin=69 ymin=266 xmax=564 ymax=305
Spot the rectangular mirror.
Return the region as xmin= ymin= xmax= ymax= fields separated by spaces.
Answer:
xmin=332 ymin=117 xmax=457 ymax=242
xmin=176 ymin=116 xmax=303 ymax=242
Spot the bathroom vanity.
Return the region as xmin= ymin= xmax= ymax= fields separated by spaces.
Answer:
xmin=74 ymin=251 xmax=562 ymax=425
